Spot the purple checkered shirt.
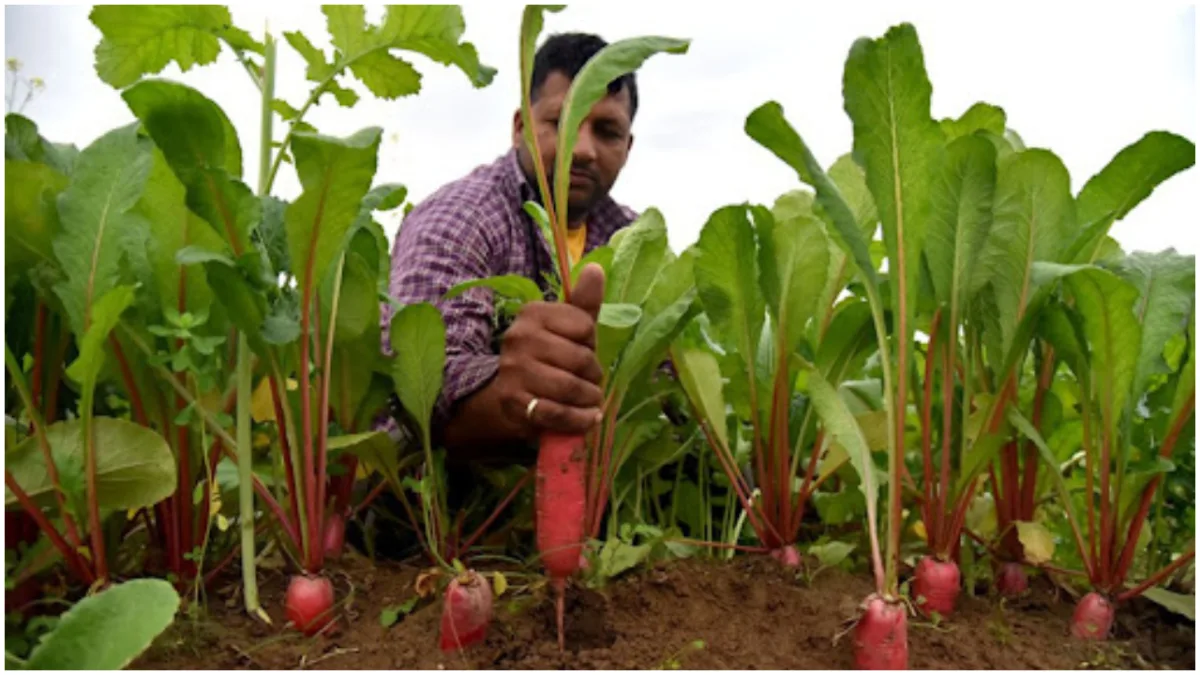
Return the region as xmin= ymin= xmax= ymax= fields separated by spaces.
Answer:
xmin=380 ymin=148 xmax=638 ymax=435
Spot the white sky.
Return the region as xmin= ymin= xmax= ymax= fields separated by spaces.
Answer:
xmin=4 ymin=1 xmax=1198 ymax=257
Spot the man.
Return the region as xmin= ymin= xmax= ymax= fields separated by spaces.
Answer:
xmin=383 ymin=32 xmax=641 ymax=466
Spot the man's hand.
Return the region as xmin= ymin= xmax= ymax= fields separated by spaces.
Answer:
xmin=442 ymin=264 xmax=606 ymax=461
xmin=497 ymin=263 xmax=607 ymax=436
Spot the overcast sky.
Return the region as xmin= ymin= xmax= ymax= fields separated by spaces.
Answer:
xmin=5 ymin=2 xmax=1197 ymax=257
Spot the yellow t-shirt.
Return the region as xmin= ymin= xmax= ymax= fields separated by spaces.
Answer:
xmin=567 ymin=224 xmax=587 ymax=264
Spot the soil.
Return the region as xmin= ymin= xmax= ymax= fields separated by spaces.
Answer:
xmin=135 ymin=553 xmax=1194 ymax=670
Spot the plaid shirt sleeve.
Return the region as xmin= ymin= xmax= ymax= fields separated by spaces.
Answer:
xmin=381 ymin=193 xmax=502 ymax=431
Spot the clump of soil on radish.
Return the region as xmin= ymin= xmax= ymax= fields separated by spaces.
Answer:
xmin=133 ymin=554 xmax=1194 ymax=670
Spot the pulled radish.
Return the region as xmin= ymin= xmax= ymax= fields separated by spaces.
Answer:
xmin=536 ymin=431 xmax=587 ymax=651
xmin=853 ymin=594 xmax=908 ymax=669
xmin=285 ymin=574 xmax=335 ymax=636
xmin=1070 ymin=592 xmax=1114 ymax=641
xmin=913 ymin=555 xmax=960 ymax=618
xmin=439 ymin=570 xmax=494 ymax=652
xmin=995 ymin=562 xmax=1028 ymax=596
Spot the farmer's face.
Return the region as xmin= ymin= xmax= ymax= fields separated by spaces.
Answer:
xmin=513 ymin=71 xmax=634 ymax=222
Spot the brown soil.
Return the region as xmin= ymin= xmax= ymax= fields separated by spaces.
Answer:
xmin=135 ymin=553 xmax=1194 ymax=670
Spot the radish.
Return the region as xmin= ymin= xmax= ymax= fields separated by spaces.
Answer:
xmin=285 ymin=574 xmax=335 ymax=636
xmin=769 ymin=545 xmax=801 ymax=568
xmin=995 ymin=562 xmax=1028 ymax=596
xmin=853 ymin=594 xmax=908 ymax=669
xmin=1070 ymin=592 xmax=1114 ymax=641
xmin=913 ymin=555 xmax=960 ymax=618
xmin=536 ymin=430 xmax=587 ymax=651
xmin=439 ymin=569 xmax=494 ymax=652
xmin=323 ymin=512 xmax=345 ymax=559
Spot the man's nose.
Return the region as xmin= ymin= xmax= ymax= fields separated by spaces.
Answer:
xmin=573 ymin=124 xmax=598 ymax=165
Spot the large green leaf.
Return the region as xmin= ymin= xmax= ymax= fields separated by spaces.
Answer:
xmin=389 ymin=303 xmax=446 ymax=442
xmin=1115 ymin=250 xmax=1196 ymax=399
xmin=90 ymin=5 xmax=262 ymax=88
xmin=443 ymin=275 xmax=544 ymax=305
xmin=755 ymin=203 xmax=830 ymax=358
xmin=51 ymin=123 xmax=153 ymax=337
xmin=807 ymin=369 xmax=878 ymax=533
xmin=5 ymin=417 xmax=175 ymax=511
xmin=694 ymin=205 xmax=763 ymax=372
xmin=1142 ymin=587 xmax=1196 ymax=621
xmin=924 ymin=133 xmax=997 ymax=321
xmin=317 ymin=5 xmax=496 ymax=101
xmin=842 ymin=22 xmax=942 ymax=373
xmin=64 ymin=285 xmax=137 ymax=389
xmin=981 ymin=149 xmax=1077 ymax=354
xmin=1066 ymin=267 xmax=1142 ymax=424
xmin=552 ymin=36 xmax=690 ymax=228
xmin=1075 ymin=131 xmax=1195 ymax=227
xmin=745 ymin=102 xmax=879 ymax=292
xmin=674 ymin=347 xmax=729 ymax=452
xmin=122 ymin=79 xmax=257 ymax=257
xmin=611 ymin=250 xmax=699 ymax=393
xmin=5 ymin=113 xmax=79 ymax=174
xmin=606 ymin=208 xmax=670 ymax=306
xmin=5 ymin=159 xmax=67 ymax=284
xmin=287 ymin=128 xmax=382 ymax=307
xmin=25 ymin=578 xmax=180 ymax=669
xmin=597 ymin=303 xmax=642 ymax=375
xmin=132 ymin=145 xmax=224 ymax=320
xmin=320 ymin=251 xmax=379 ymax=345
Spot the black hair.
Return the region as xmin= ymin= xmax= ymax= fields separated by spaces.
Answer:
xmin=530 ymin=32 xmax=639 ymax=120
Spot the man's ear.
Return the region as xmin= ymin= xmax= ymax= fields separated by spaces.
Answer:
xmin=511 ymin=108 xmax=524 ymax=146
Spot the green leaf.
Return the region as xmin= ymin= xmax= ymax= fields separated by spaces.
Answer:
xmin=842 ymin=22 xmax=942 ymax=374
xmin=694 ymin=205 xmax=763 ymax=368
xmin=1065 ymin=267 xmax=1142 ymax=423
xmin=982 ymin=149 xmax=1077 ymax=354
xmin=90 ymin=5 xmax=261 ymax=88
xmin=287 ymin=128 xmax=382 ymax=309
xmin=606 ymin=208 xmax=670 ymax=305
xmin=745 ymin=102 xmax=879 ymax=291
xmin=597 ymin=303 xmax=642 ymax=375
xmin=552 ymin=36 xmax=690 ymax=228
xmin=25 ymin=578 xmax=179 ymax=669
xmin=1142 ymin=587 xmax=1195 ymax=620
xmin=1015 ymin=521 xmax=1055 ymax=564
xmin=673 ymin=348 xmax=728 ymax=451
xmin=611 ymin=253 xmax=699 ymax=394
xmin=321 ymin=251 xmax=378 ymax=345
xmin=51 ymin=123 xmax=152 ymax=338
xmin=443 ymin=275 xmax=543 ymax=304
xmin=257 ymin=195 xmax=290 ymax=276
xmin=808 ymin=540 xmax=856 ymax=568
xmin=5 ymin=113 xmax=79 ymax=175
xmin=284 ymin=31 xmax=334 ymax=82
xmin=940 ymin=102 xmax=1007 ymax=140
xmin=597 ymin=537 xmax=653 ymax=580
xmin=1008 ymin=408 xmax=1084 ymax=549
xmin=5 ymin=159 xmax=67 ymax=284
xmin=806 ymin=368 xmax=879 ymax=534
xmin=755 ymin=203 xmax=830 ymax=358
xmin=1114 ymin=250 xmax=1195 ymax=400
xmin=5 ymin=417 xmax=176 ymax=511
xmin=348 ymin=51 xmax=422 ymax=99
xmin=1076 ymin=132 xmax=1195 ymax=227
xmin=122 ymin=80 xmax=258 ymax=260
xmin=390 ymin=303 xmax=446 ymax=442
xmin=377 ymin=6 xmax=497 ymax=89
xmin=65 ymin=285 xmax=137 ymax=388
xmin=924 ymin=133 xmax=997 ymax=320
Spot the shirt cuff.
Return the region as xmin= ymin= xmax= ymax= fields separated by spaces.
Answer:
xmin=435 ymin=352 xmax=501 ymax=428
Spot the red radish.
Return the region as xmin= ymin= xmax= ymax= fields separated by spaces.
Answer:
xmin=769 ymin=545 xmax=801 ymax=568
xmin=853 ymin=594 xmax=908 ymax=669
xmin=439 ymin=570 xmax=495 ymax=652
xmin=996 ymin=562 xmax=1028 ymax=596
xmin=1070 ymin=592 xmax=1114 ymax=641
xmin=323 ymin=512 xmax=346 ymax=559
xmin=536 ymin=430 xmax=587 ymax=652
xmin=913 ymin=555 xmax=961 ymax=618
xmin=285 ymin=574 xmax=335 ymax=636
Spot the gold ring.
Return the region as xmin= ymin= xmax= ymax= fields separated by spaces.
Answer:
xmin=525 ymin=397 xmax=540 ymax=420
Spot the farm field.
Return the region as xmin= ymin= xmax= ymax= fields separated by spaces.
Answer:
xmin=4 ymin=4 xmax=1195 ymax=670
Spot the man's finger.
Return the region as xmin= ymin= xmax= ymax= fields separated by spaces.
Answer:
xmin=525 ymin=395 xmax=602 ymax=436
xmin=570 ymin=263 xmax=606 ymax=321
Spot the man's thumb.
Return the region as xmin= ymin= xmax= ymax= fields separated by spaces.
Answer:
xmin=570 ymin=263 xmax=605 ymax=320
